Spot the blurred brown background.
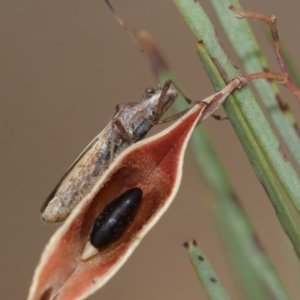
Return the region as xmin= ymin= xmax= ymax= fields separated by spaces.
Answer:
xmin=1 ymin=0 xmax=300 ymax=299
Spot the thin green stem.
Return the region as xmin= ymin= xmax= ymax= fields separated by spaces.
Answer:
xmin=184 ymin=241 xmax=232 ymax=300
xmin=173 ymin=0 xmax=300 ymax=261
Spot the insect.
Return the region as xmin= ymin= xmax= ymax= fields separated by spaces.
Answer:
xmin=90 ymin=187 xmax=143 ymax=248
xmin=41 ymin=0 xmax=196 ymax=223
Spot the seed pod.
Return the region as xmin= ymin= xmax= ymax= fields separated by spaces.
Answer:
xmin=27 ymin=103 xmax=206 ymax=300
xmin=90 ymin=188 xmax=143 ymax=248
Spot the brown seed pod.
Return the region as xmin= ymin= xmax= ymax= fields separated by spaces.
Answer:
xmin=27 ymin=103 xmax=206 ymax=300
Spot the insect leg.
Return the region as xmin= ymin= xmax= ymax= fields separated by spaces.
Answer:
xmin=113 ymin=118 xmax=135 ymax=142
xmin=158 ymin=108 xmax=191 ymax=124
xmin=211 ymin=114 xmax=228 ymax=121
xmin=157 ymin=79 xmax=193 ymax=112
xmin=160 ymin=77 xmax=246 ymax=124
xmin=116 ymin=102 xmax=138 ymax=112
xmin=156 ymin=79 xmax=207 ymax=124
xmin=107 ymin=118 xmax=135 ymax=163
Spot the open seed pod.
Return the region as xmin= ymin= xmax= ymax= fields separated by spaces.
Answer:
xmin=27 ymin=103 xmax=208 ymax=300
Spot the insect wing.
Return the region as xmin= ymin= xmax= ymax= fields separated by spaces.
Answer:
xmin=40 ymin=136 xmax=99 ymax=212
xmin=40 ymin=114 xmax=117 ymax=214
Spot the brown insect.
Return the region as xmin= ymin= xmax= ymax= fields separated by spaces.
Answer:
xmin=41 ymin=0 xmax=200 ymax=223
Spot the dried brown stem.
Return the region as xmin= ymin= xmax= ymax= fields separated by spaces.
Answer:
xmin=242 ymin=72 xmax=287 ymax=84
xmin=229 ymin=5 xmax=300 ymax=102
xmin=241 ymin=72 xmax=300 ymax=101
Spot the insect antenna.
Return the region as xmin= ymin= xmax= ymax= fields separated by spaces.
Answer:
xmin=105 ymin=0 xmax=161 ymax=89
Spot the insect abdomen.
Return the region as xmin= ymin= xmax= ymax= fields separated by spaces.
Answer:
xmin=90 ymin=188 xmax=143 ymax=248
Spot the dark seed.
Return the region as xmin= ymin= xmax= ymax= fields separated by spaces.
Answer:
xmin=90 ymin=188 xmax=143 ymax=248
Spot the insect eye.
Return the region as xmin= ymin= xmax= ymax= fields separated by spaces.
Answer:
xmin=90 ymin=188 xmax=143 ymax=248
xmin=144 ymin=87 xmax=155 ymax=98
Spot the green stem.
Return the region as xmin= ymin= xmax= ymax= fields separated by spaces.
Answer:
xmin=173 ymin=0 xmax=300 ymax=261
xmin=184 ymin=241 xmax=232 ymax=300
xmin=210 ymin=0 xmax=300 ymax=172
